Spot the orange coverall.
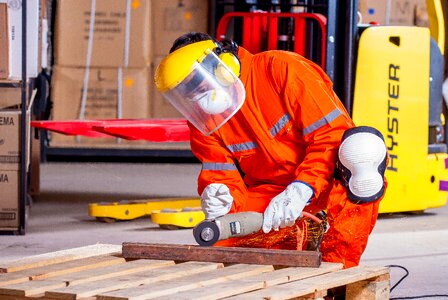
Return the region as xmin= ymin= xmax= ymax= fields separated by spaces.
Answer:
xmin=189 ymin=47 xmax=382 ymax=268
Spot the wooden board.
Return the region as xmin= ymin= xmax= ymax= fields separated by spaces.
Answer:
xmin=0 ymin=244 xmax=390 ymax=300
xmin=122 ymin=243 xmax=322 ymax=268
xmin=0 ymin=244 xmax=121 ymax=273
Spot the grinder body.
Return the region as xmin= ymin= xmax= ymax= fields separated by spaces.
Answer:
xmin=193 ymin=212 xmax=263 ymax=246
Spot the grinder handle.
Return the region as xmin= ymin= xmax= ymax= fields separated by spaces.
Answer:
xmin=216 ymin=212 xmax=264 ymax=240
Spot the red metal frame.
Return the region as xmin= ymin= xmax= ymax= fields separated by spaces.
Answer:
xmin=31 ymin=119 xmax=190 ymax=142
xmin=216 ymin=12 xmax=327 ymax=68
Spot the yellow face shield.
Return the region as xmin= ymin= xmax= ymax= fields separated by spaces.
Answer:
xmin=154 ymin=40 xmax=245 ymax=135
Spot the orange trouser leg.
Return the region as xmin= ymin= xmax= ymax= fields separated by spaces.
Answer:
xmin=319 ymin=180 xmax=380 ymax=268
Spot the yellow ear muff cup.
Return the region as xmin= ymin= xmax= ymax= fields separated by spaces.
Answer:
xmin=215 ymin=65 xmax=236 ymax=86
xmin=218 ymin=52 xmax=241 ymax=77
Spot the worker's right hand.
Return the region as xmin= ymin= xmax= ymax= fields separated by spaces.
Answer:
xmin=262 ymin=181 xmax=313 ymax=233
xmin=201 ymin=183 xmax=234 ymax=219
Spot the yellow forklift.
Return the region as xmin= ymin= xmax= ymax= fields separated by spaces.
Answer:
xmin=352 ymin=0 xmax=448 ymax=213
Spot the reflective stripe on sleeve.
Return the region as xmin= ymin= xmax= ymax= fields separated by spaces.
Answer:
xmin=202 ymin=162 xmax=238 ymax=171
xmin=302 ymin=108 xmax=341 ymax=136
xmin=270 ymin=113 xmax=291 ymax=137
xmin=227 ymin=141 xmax=257 ymax=153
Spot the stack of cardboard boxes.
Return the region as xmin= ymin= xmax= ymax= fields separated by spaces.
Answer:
xmin=0 ymin=97 xmax=31 ymax=230
xmin=50 ymin=0 xmax=209 ymax=147
xmin=0 ymin=0 xmax=44 ymax=230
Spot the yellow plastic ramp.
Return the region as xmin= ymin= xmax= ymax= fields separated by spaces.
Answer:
xmin=89 ymin=198 xmax=200 ymax=222
xmin=151 ymin=207 xmax=205 ymax=229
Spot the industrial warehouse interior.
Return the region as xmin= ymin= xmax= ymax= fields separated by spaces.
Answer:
xmin=1 ymin=0 xmax=448 ymax=299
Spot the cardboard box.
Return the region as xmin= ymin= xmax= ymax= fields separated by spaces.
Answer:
xmin=54 ymin=0 xmax=151 ymax=68
xmin=389 ymin=0 xmax=416 ymax=25
xmin=414 ymin=0 xmax=429 ymax=27
xmin=50 ymin=65 xmax=151 ymax=145
xmin=358 ymin=0 xmax=388 ymax=24
xmin=0 ymin=3 xmax=8 ymax=79
xmin=0 ymin=0 xmax=40 ymax=79
xmin=0 ymin=83 xmax=21 ymax=109
xmin=151 ymin=56 xmax=182 ymax=118
xmin=0 ymin=169 xmax=19 ymax=228
xmin=359 ymin=0 xmax=416 ymax=26
xmin=0 ymin=108 xmax=31 ymax=171
xmin=152 ymin=0 xmax=209 ymax=56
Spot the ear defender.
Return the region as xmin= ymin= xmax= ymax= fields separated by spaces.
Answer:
xmin=213 ymin=39 xmax=241 ymax=86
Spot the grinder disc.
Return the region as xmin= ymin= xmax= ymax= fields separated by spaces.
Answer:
xmin=193 ymin=221 xmax=220 ymax=246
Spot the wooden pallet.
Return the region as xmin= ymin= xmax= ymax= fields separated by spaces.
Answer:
xmin=0 ymin=244 xmax=390 ymax=300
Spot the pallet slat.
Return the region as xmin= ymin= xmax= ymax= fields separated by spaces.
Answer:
xmin=152 ymin=280 xmax=266 ymax=300
xmin=59 ymin=259 xmax=173 ymax=286
xmin=0 ymin=279 xmax=65 ymax=297
xmin=148 ymin=263 xmax=343 ymax=300
xmin=231 ymin=262 xmax=343 ymax=287
xmin=44 ymin=262 xmax=222 ymax=300
xmin=0 ymin=244 xmax=121 ymax=273
xmin=223 ymin=266 xmax=390 ymax=300
xmin=0 ymin=259 xmax=172 ymax=297
xmin=0 ymin=255 xmax=124 ymax=289
xmin=97 ymin=264 xmax=274 ymax=300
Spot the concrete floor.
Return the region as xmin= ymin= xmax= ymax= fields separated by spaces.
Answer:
xmin=1 ymin=162 xmax=448 ymax=299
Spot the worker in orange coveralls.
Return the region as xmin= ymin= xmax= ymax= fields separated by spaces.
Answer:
xmin=154 ymin=32 xmax=388 ymax=268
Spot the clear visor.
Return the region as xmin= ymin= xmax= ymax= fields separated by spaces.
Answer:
xmin=161 ymin=51 xmax=245 ymax=135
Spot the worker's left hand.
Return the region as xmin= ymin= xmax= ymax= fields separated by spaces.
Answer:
xmin=262 ymin=181 xmax=313 ymax=233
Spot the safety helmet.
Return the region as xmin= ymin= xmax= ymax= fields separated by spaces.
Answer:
xmin=154 ymin=40 xmax=246 ymax=135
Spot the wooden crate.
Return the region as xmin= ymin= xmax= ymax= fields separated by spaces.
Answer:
xmin=0 ymin=244 xmax=390 ymax=300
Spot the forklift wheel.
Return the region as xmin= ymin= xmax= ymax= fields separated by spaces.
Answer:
xmin=96 ymin=217 xmax=117 ymax=223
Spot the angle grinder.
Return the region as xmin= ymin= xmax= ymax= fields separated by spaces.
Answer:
xmin=193 ymin=212 xmax=263 ymax=246
xmin=193 ymin=211 xmax=324 ymax=247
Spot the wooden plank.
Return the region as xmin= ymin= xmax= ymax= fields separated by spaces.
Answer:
xmin=60 ymin=259 xmax=174 ymax=286
xmin=0 ymin=295 xmax=47 ymax=300
xmin=234 ymin=262 xmax=343 ymax=288
xmin=151 ymin=280 xmax=266 ymax=300
xmin=222 ymin=265 xmax=389 ymax=300
xmin=0 ymin=255 xmax=124 ymax=288
xmin=97 ymin=264 xmax=274 ymax=300
xmin=122 ymin=243 xmax=322 ymax=268
xmin=0 ymin=279 xmax=65 ymax=297
xmin=44 ymin=262 xmax=222 ymax=300
xmin=0 ymin=273 xmax=30 ymax=288
xmin=0 ymin=259 xmax=172 ymax=297
xmin=0 ymin=244 xmax=121 ymax=273
xmin=151 ymin=262 xmax=342 ymax=300
xmin=27 ymin=255 xmax=125 ymax=281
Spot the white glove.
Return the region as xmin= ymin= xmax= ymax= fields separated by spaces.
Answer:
xmin=262 ymin=181 xmax=313 ymax=233
xmin=201 ymin=183 xmax=234 ymax=219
